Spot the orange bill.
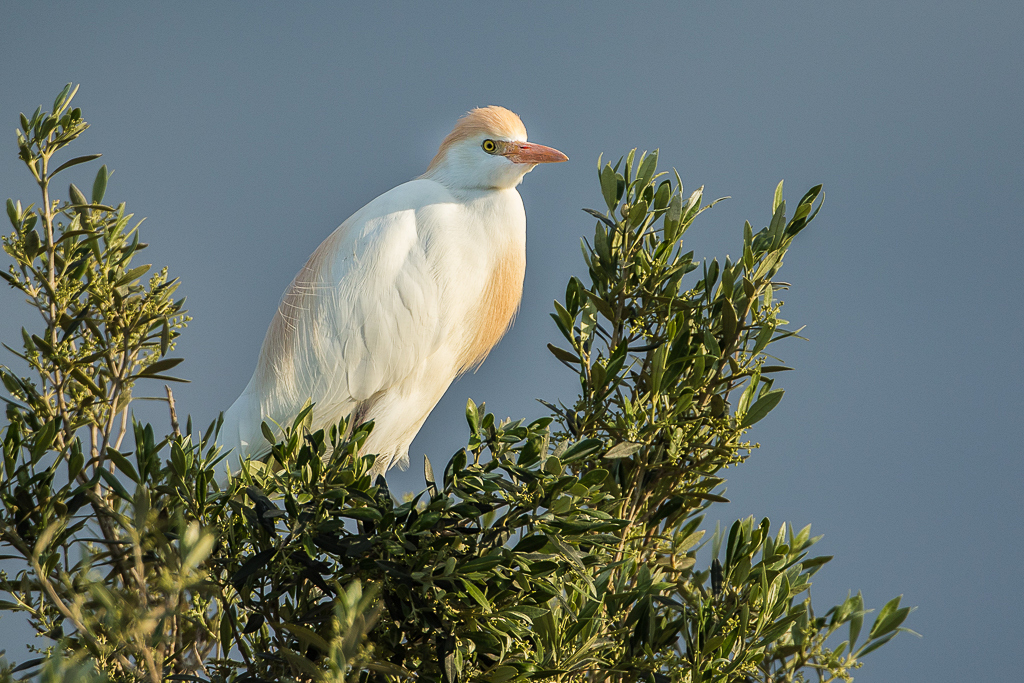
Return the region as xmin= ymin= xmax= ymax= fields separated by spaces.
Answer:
xmin=504 ymin=142 xmax=568 ymax=164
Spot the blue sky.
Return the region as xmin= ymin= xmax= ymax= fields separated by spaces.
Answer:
xmin=1 ymin=2 xmax=1021 ymax=679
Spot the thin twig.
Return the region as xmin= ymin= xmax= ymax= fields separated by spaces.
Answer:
xmin=114 ymin=405 xmax=129 ymax=450
xmin=166 ymin=385 xmax=181 ymax=438
xmin=30 ymin=547 xmax=134 ymax=673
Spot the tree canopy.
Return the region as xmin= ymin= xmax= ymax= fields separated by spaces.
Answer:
xmin=0 ymin=85 xmax=912 ymax=682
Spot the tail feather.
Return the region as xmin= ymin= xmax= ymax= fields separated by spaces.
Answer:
xmin=219 ymin=389 xmax=270 ymax=460
xmin=221 ymin=387 xmax=410 ymax=479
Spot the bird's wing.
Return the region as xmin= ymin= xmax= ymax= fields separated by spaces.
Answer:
xmin=242 ymin=179 xmax=450 ymax=439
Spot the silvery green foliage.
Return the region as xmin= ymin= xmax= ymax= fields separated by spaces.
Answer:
xmin=0 ymin=87 xmax=912 ymax=682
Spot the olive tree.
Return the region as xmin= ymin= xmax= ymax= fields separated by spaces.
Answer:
xmin=0 ymin=86 xmax=912 ymax=682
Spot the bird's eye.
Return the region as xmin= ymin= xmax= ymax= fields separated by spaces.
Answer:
xmin=482 ymin=139 xmax=497 ymax=153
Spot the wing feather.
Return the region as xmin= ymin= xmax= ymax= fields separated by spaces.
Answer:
xmin=226 ymin=180 xmax=448 ymax=453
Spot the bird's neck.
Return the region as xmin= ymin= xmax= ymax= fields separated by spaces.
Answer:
xmin=423 ymin=185 xmax=526 ymax=372
xmin=456 ymin=228 xmax=526 ymax=372
xmin=421 ymin=158 xmax=529 ymax=191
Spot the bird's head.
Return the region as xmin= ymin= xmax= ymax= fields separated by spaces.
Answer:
xmin=424 ymin=106 xmax=567 ymax=190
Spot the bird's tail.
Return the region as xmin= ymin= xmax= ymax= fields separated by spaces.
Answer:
xmin=218 ymin=389 xmax=270 ymax=464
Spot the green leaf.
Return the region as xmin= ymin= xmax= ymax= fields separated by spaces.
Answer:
xmin=461 ymin=578 xmax=491 ymax=611
xmin=133 ymin=484 xmax=150 ymax=530
xmin=53 ymin=83 xmax=72 ymax=112
xmin=738 ymin=371 xmax=761 ymax=415
xmin=552 ymin=299 xmax=574 ymax=335
xmin=756 ymin=612 xmax=803 ymax=646
xmin=137 ymin=357 xmax=183 ymax=378
xmin=547 ymin=343 xmax=580 ymax=365
xmin=740 ymin=389 xmax=784 ymax=427
xmin=705 ymin=259 xmax=720 ymax=297
xmin=445 ymin=652 xmax=458 ymax=683
xmin=686 ymin=490 xmax=730 ymax=503
xmin=260 ymin=421 xmax=275 ymax=445
xmin=67 ymin=448 xmax=84 ymax=482
xmin=38 ymin=116 xmax=57 ymax=138
xmin=600 ymin=164 xmax=619 ymax=211
xmin=279 ymin=647 xmax=322 ymax=679
xmin=98 ymin=468 xmax=133 ymax=502
xmin=636 ymin=149 xmax=658 ymax=189
xmin=579 ymin=468 xmax=607 ymax=486
xmin=651 ymin=342 xmax=668 ymax=394
xmin=24 ymin=229 xmax=40 ymax=257
xmin=797 ymin=184 xmax=823 ymax=209
xmin=583 ymin=207 xmax=616 ymax=229
xmin=513 ymin=535 xmax=548 ymax=553
xmin=278 ymin=622 xmax=331 ymax=654
xmin=752 ymin=323 xmax=775 ymax=356
xmin=291 ymin=402 xmax=313 ymax=432
xmin=160 ymin=320 xmax=170 ymax=355
xmin=115 ymin=264 xmax=152 ymax=287
xmin=627 ymin=199 xmax=649 ymax=227
xmin=48 ymin=154 xmax=101 ymax=179
xmin=460 ymin=555 xmax=504 ymax=573
xmin=91 ymin=164 xmax=108 ymax=204
xmin=584 ymin=289 xmax=616 ymax=321
xmin=801 ymin=555 xmax=833 ymax=570
xmin=445 ymin=449 xmax=467 ymax=485
xmin=560 ymin=438 xmax=603 ymax=461
xmin=33 ymin=521 xmax=63 ymax=558
xmin=721 ymin=298 xmax=738 ymax=341
xmin=760 ymin=365 xmax=793 ymax=373
xmin=869 ymin=595 xmax=911 ymax=639
xmin=220 ymin=612 xmax=234 ymax=652
xmin=484 ymin=666 xmax=518 ymax=683
xmin=702 ymin=329 xmax=722 ymax=359
xmin=466 ymin=397 xmax=480 ymax=434
xmin=6 ymin=199 xmax=19 ymax=228
xmin=183 ymin=530 xmax=214 ymax=571
xmin=68 ymin=183 xmax=89 ymax=207
xmin=242 ymin=614 xmax=265 ymax=635
xmin=31 ymin=420 xmax=58 ymax=461
xmin=857 ymin=631 xmax=898 ymax=657
xmin=788 ymin=186 xmax=825 ymax=237
xmin=653 ymin=179 xmax=671 ymax=211
xmin=678 ymin=530 xmax=705 ymax=552
xmin=773 ymin=179 xmax=784 ymax=212
xmin=769 ymin=200 xmax=787 ymax=246
xmin=543 ymin=456 xmax=562 ymax=475
xmin=849 ymin=592 xmax=865 ymax=647
xmin=340 ymin=507 xmax=382 ymax=522
xmin=106 ymin=447 xmax=140 ymax=483
xmin=664 ymin=191 xmax=683 ymax=240
xmin=138 ymin=373 xmax=189 ymax=384
xmin=71 ymin=366 xmax=105 ymax=398
xmin=366 ymin=661 xmax=415 ymax=678
xmin=424 ymin=454 xmax=437 ymax=496
xmin=593 ymin=220 xmax=612 ymax=266
xmin=579 ymin=298 xmax=596 ymax=342
xmin=231 ymin=548 xmax=276 ymax=586
xmin=603 ymin=441 xmax=641 ymax=459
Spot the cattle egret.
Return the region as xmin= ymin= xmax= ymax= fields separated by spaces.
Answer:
xmin=220 ymin=106 xmax=567 ymax=476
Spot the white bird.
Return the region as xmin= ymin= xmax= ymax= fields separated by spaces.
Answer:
xmin=220 ymin=106 xmax=567 ymax=477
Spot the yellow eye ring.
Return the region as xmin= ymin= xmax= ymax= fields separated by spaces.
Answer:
xmin=482 ymin=139 xmax=497 ymax=153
